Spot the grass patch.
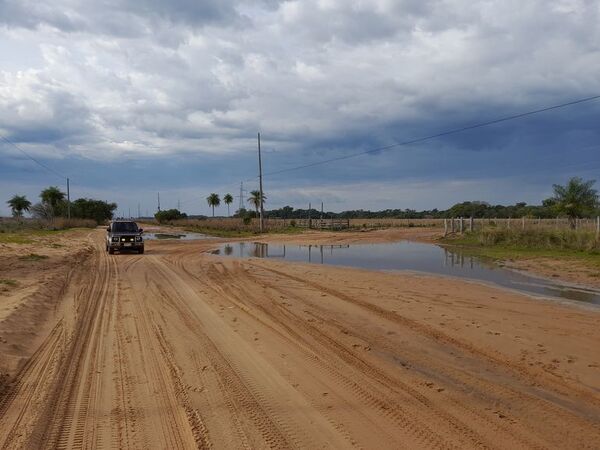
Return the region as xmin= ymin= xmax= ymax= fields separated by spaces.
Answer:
xmin=19 ymin=253 xmax=49 ymax=261
xmin=0 ymin=279 xmax=18 ymax=287
xmin=184 ymin=226 xmax=303 ymax=238
xmin=0 ymin=234 xmax=34 ymax=244
xmin=0 ymin=218 xmax=97 ymax=235
xmin=441 ymin=228 xmax=600 ymax=268
xmin=0 ymin=228 xmax=69 ymax=245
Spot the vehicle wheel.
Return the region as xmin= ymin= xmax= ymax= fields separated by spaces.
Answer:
xmin=108 ymin=247 xmax=115 ymax=254
xmin=138 ymin=247 xmax=144 ymax=254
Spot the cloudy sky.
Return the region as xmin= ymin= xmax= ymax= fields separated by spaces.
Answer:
xmin=1 ymin=0 xmax=600 ymax=216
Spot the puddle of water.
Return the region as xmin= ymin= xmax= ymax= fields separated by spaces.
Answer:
xmin=213 ymin=241 xmax=600 ymax=305
xmin=144 ymin=232 xmax=212 ymax=241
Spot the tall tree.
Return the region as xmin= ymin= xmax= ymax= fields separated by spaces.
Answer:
xmin=7 ymin=195 xmax=31 ymax=218
xmin=248 ymin=190 xmax=266 ymax=217
xmin=223 ymin=193 xmax=234 ymax=217
xmin=552 ymin=177 xmax=598 ymax=228
xmin=40 ymin=186 xmax=66 ymax=209
xmin=206 ymin=193 xmax=220 ymax=217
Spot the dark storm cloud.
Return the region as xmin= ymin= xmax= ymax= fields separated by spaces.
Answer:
xmin=1 ymin=0 xmax=600 ymax=215
xmin=0 ymin=0 xmax=241 ymax=37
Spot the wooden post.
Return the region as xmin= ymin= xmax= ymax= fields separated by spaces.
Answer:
xmin=596 ymin=216 xmax=599 ymax=239
xmin=522 ymin=216 xmax=525 ymax=230
xmin=450 ymin=218 xmax=455 ymax=233
xmin=308 ymin=202 xmax=311 ymax=229
xmin=507 ymin=217 xmax=511 ymax=230
xmin=469 ymin=216 xmax=473 ymax=232
xmin=444 ymin=218 xmax=448 ymax=236
xmin=459 ymin=217 xmax=464 ymax=234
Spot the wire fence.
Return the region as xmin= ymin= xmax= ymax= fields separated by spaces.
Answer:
xmin=162 ymin=216 xmax=600 ymax=235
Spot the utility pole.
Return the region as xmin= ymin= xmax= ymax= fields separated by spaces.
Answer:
xmin=258 ymin=132 xmax=264 ymax=233
xmin=138 ymin=203 xmax=141 ymax=219
xmin=157 ymin=192 xmax=161 ymax=212
xmin=66 ymin=178 xmax=71 ymax=219
xmin=128 ymin=207 xmax=131 ymax=218
xmin=177 ymin=198 xmax=181 ymax=211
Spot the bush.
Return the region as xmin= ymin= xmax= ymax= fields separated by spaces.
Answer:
xmin=155 ymin=209 xmax=187 ymax=223
xmin=70 ymin=199 xmax=117 ymax=224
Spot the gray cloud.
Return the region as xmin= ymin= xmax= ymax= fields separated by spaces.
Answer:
xmin=1 ymin=0 xmax=600 ymax=215
xmin=0 ymin=0 xmax=240 ymax=33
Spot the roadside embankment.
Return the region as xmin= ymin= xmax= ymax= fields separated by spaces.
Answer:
xmin=441 ymin=228 xmax=600 ymax=288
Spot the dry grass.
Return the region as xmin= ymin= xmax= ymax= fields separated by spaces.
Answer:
xmin=0 ymin=217 xmax=97 ymax=233
xmin=169 ymin=217 xmax=299 ymax=236
xmin=349 ymin=218 xmax=444 ymax=228
xmin=474 ymin=228 xmax=600 ymax=252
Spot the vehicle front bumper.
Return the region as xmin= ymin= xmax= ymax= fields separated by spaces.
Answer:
xmin=108 ymin=239 xmax=144 ymax=249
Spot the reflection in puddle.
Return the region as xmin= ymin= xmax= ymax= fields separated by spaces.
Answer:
xmin=213 ymin=241 xmax=600 ymax=305
xmin=144 ymin=232 xmax=211 ymax=241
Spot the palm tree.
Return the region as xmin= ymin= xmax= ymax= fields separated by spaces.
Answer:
xmin=7 ymin=195 xmax=31 ymax=218
xmin=40 ymin=186 xmax=66 ymax=209
xmin=223 ymin=193 xmax=234 ymax=217
xmin=206 ymin=193 xmax=220 ymax=217
xmin=248 ymin=190 xmax=266 ymax=217
xmin=552 ymin=177 xmax=598 ymax=228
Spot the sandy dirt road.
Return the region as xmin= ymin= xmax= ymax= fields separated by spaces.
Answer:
xmin=0 ymin=229 xmax=599 ymax=449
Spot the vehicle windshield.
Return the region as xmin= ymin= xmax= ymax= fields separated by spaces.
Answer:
xmin=112 ymin=222 xmax=139 ymax=233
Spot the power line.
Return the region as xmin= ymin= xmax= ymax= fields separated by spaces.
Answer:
xmin=254 ymin=94 xmax=600 ymax=179
xmin=104 ymin=94 xmax=600 ymax=212
xmin=0 ymin=134 xmax=67 ymax=180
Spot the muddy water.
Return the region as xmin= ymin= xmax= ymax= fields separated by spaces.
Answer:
xmin=144 ymin=232 xmax=212 ymax=241
xmin=213 ymin=241 xmax=600 ymax=305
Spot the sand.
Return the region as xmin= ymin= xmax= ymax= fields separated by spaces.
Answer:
xmin=0 ymin=227 xmax=598 ymax=449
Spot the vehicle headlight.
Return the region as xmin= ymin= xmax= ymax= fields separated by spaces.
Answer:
xmin=112 ymin=237 xmax=119 ymax=242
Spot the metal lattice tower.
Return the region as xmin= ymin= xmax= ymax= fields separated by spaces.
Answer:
xmin=238 ymin=182 xmax=247 ymax=211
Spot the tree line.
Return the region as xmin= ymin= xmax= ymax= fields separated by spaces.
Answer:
xmin=7 ymin=187 xmax=117 ymax=224
xmin=23 ymin=176 xmax=589 ymax=228
xmin=264 ymin=177 xmax=599 ymax=228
